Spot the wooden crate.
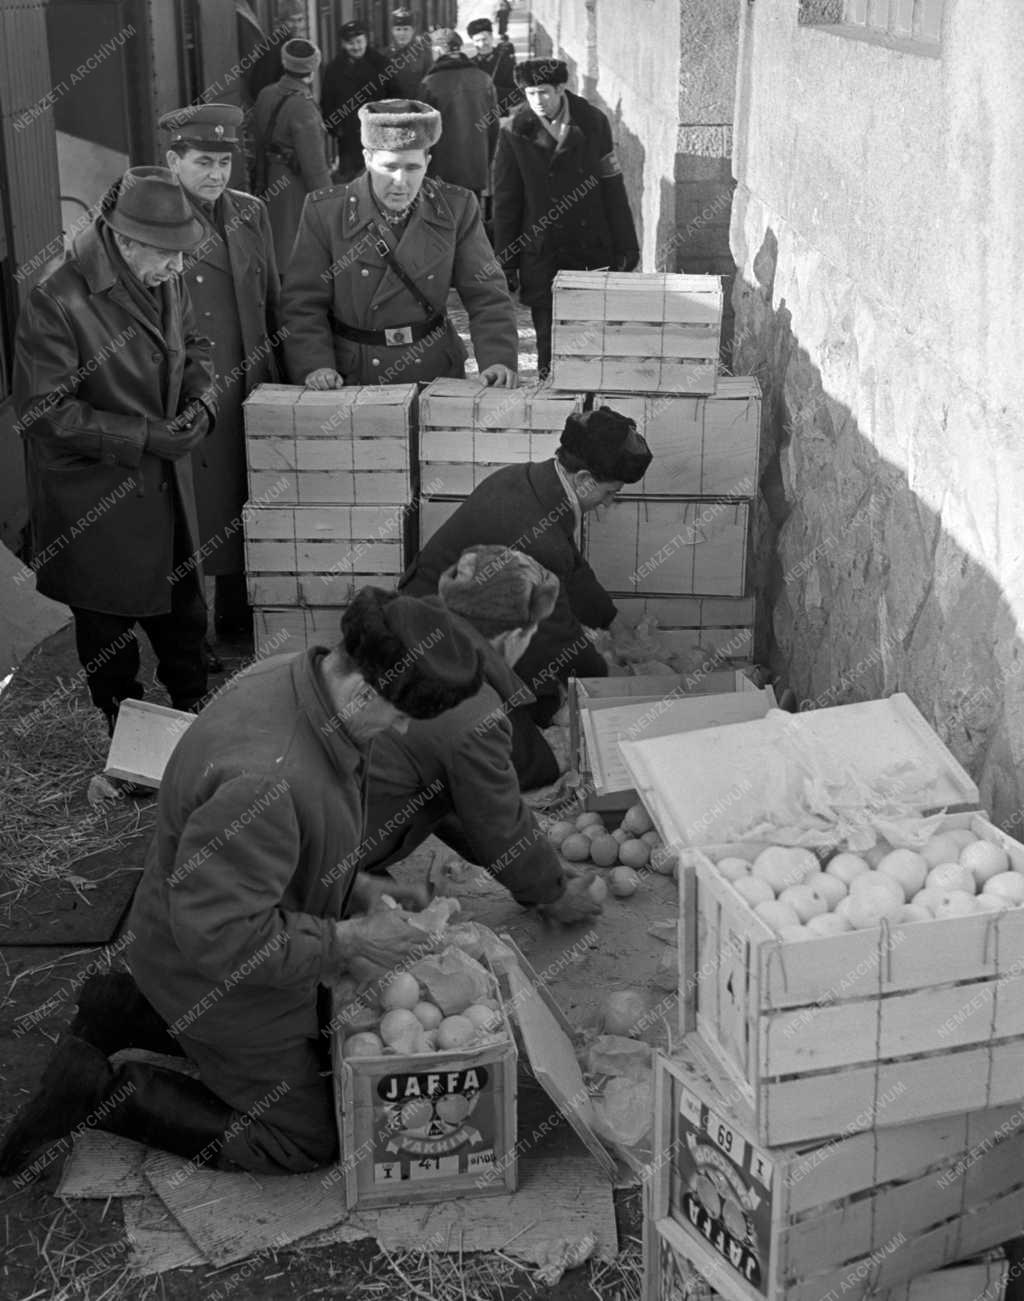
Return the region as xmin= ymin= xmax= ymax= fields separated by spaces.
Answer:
xmin=251 ymin=606 xmax=344 ymax=655
xmin=419 ymin=378 xmax=581 ymax=496
xmin=583 ymin=498 xmax=749 ymax=597
xmin=244 ymin=383 xmax=415 ymax=505
xmin=243 ymin=503 xmax=406 ymax=606
xmin=418 ymin=495 xmax=463 ymax=549
xmin=613 ymin=595 xmax=756 ymax=665
xmin=549 ymin=271 xmax=722 ymax=395
xmin=596 ymin=381 xmax=761 ymax=498
xmin=649 ymin=1040 xmax=1022 ymax=1301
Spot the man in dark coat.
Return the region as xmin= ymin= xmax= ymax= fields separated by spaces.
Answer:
xmin=321 ymin=20 xmax=394 ymax=182
xmin=419 ymin=30 xmax=498 ymax=201
xmin=252 ymin=38 xmax=333 ymax=268
xmin=161 ymin=103 xmax=281 ymax=636
xmin=401 ymin=407 xmax=652 ymax=750
xmin=492 ymin=58 xmax=640 ymax=378
xmin=282 ymin=99 xmax=518 ymax=388
xmin=383 ymin=7 xmax=434 ymax=100
xmin=13 ymin=167 xmax=216 ymax=734
xmin=467 ymin=18 xmax=520 ymax=118
xmin=0 ymin=590 xmax=485 ymax=1180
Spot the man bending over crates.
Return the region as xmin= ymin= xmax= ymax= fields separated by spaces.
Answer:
xmin=281 ymin=99 xmax=519 ymax=388
xmin=0 ymin=590 xmax=487 ymax=1179
xmin=400 ymin=405 xmax=652 ymax=785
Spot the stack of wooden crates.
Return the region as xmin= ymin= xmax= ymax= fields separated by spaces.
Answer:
xmin=549 ymin=271 xmax=760 ymax=666
xmin=241 ymin=384 xmax=418 ymax=652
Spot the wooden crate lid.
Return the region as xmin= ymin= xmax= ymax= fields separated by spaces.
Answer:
xmin=243 ymin=383 xmax=301 ymax=408
xmin=595 ymin=375 xmax=761 ymax=411
xmin=419 ymin=377 xmax=582 ymax=431
xmin=619 ymin=693 xmax=980 ymax=849
xmin=104 ymin=699 xmax=194 ymax=787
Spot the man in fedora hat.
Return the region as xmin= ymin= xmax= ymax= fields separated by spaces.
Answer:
xmin=282 ymin=99 xmax=517 ymax=388
xmin=321 ymin=20 xmax=394 ymax=182
xmin=252 ymin=37 xmax=332 ymax=267
xmin=492 ymin=59 xmax=639 ymax=378
xmin=160 ymin=102 xmax=281 ymax=643
xmin=466 ymin=17 xmax=520 ymax=118
xmin=383 ymin=7 xmax=433 ymax=100
xmin=13 ymin=166 xmax=216 ymax=736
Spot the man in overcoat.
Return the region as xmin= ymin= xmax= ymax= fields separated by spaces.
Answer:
xmin=321 ymin=20 xmax=394 ymax=182
xmin=419 ymin=30 xmax=498 ymax=201
xmin=401 ymin=407 xmax=652 ymax=737
xmin=467 ymin=17 xmax=520 ymax=119
xmin=282 ymin=99 xmax=517 ymax=388
xmin=252 ymin=38 xmax=332 ymax=268
xmin=161 ymin=102 xmax=281 ymax=635
xmin=13 ymin=167 xmax=216 ymax=734
xmin=382 ymin=7 xmax=433 ymax=101
xmin=0 ymin=590 xmax=485 ymax=1178
xmin=492 ymin=58 xmax=639 ymax=378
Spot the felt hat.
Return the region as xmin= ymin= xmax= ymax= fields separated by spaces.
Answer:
xmin=102 ymin=167 xmax=204 ymax=252
xmin=439 ymin=547 xmax=560 ymax=639
xmin=514 ymin=58 xmax=568 ymax=88
xmin=339 ymin=19 xmax=368 ymax=40
xmin=158 ymin=102 xmax=242 ymax=151
xmin=466 ymin=18 xmax=493 ymax=36
xmin=431 ymin=27 xmax=462 ymax=52
xmin=281 ymin=37 xmax=321 ymax=75
xmin=341 ymin=588 xmax=484 ymax=719
xmin=391 ymin=7 xmax=414 ymax=24
xmin=559 ymin=406 xmax=652 ymax=484
xmin=359 ymin=99 xmax=442 ymax=151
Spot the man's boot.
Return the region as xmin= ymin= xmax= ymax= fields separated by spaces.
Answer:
xmin=69 ymin=972 xmax=185 ymax=1058
xmin=100 ymin=1060 xmax=235 ymax=1165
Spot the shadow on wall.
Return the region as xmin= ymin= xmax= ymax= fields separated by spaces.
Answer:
xmin=736 ymin=227 xmax=1024 ymax=826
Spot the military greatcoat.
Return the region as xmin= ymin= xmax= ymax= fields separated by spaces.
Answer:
xmin=281 ymin=173 xmax=517 ymax=386
xmin=252 ymin=75 xmax=332 ymax=268
xmin=182 ymin=188 xmax=280 ymax=575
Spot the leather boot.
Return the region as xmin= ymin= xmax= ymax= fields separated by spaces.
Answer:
xmin=100 ymin=1061 xmax=235 ymax=1165
xmin=69 ymin=972 xmax=185 ymax=1058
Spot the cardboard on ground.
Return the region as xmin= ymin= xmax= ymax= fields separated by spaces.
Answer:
xmin=104 ymin=699 xmax=194 ymax=787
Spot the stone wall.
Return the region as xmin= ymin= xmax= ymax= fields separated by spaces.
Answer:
xmin=732 ymin=0 xmax=1024 ymax=823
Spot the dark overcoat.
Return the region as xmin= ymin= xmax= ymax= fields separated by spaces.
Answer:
xmin=473 ymin=46 xmax=521 ymax=117
xmin=281 ymin=173 xmax=517 ymax=386
xmin=492 ymin=90 xmax=640 ymax=306
xmin=13 ymin=222 xmax=215 ymax=617
xmin=400 ymin=459 xmax=613 ymax=687
xmin=252 ymin=75 xmax=332 ymax=268
xmin=383 ymin=36 xmax=434 ymax=100
xmin=320 ymin=49 xmax=393 ymax=157
xmin=182 ymin=188 xmax=280 ymax=574
xmin=419 ymin=55 xmax=499 ymax=193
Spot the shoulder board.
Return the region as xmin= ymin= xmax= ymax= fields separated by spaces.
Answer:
xmin=308 ymin=183 xmax=340 ymax=204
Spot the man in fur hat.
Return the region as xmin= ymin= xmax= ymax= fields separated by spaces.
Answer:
xmin=321 ymin=20 xmax=394 ymax=181
xmin=363 ymin=546 xmax=606 ymax=909
xmin=492 ymin=58 xmax=639 ymax=378
xmin=0 ymin=589 xmax=485 ymax=1180
xmin=467 ymin=17 xmax=520 ymax=118
xmin=401 ymin=407 xmax=652 ymax=776
xmin=282 ymin=99 xmax=518 ymax=387
xmin=383 ymin=7 xmax=434 ymax=101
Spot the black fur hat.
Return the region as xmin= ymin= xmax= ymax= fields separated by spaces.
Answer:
xmin=514 ymin=58 xmax=568 ymax=88
xmin=558 ymin=406 xmax=652 ymax=484
xmin=341 ymin=588 xmax=484 ymax=719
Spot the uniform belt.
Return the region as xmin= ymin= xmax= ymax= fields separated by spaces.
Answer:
xmin=330 ymin=314 xmax=446 ymax=347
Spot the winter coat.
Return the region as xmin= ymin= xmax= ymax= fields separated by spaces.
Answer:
xmin=13 ymin=221 xmax=215 ymax=617
xmin=183 ymin=188 xmax=280 ymax=574
xmin=383 ymin=36 xmax=434 ymax=100
xmin=126 ymin=648 xmax=364 ymax=1052
xmin=473 ymin=46 xmax=521 ymax=117
xmin=400 ymin=459 xmax=613 ymax=687
xmin=492 ymin=90 xmax=640 ymax=307
xmin=281 ymin=172 xmax=517 ymax=386
xmin=320 ymin=48 xmax=393 ymax=156
xmin=419 ymin=54 xmax=499 ymax=193
xmin=252 ymin=75 xmax=332 ymax=268
xmin=365 ymin=608 xmax=564 ymax=905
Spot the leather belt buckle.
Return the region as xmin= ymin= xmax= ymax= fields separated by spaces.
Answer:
xmin=384 ymin=325 xmax=413 ymax=346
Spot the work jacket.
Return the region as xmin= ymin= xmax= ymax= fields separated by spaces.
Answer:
xmin=419 ymin=54 xmax=499 ymax=192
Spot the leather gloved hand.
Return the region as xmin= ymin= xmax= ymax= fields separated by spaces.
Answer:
xmin=146 ymin=413 xmax=206 ymax=460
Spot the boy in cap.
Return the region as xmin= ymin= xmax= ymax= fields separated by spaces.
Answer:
xmin=492 ymin=58 xmax=639 ymax=377
xmin=282 ymin=99 xmax=517 ymax=387
xmin=252 ymin=38 xmax=333 ymax=267
xmin=384 ymin=7 xmax=434 ymax=100
xmin=419 ymin=30 xmax=499 ymax=201
xmin=13 ymin=166 xmax=215 ymax=735
xmin=321 ymin=20 xmax=394 ymax=181
xmin=363 ymin=546 xmax=606 ymax=911
xmin=467 ymin=17 xmax=520 ymax=118
xmin=160 ymin=103 xmax=281 ymax=641
xmin=401 ymin=406 xmax=652 ymax=740
xmin=0 ymin=589 xmax=485 ymax=1179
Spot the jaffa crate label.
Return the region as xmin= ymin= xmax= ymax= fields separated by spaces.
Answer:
xmin=670 ymin=1077 xmax=773 ymax=1295
xmin=372 ymin=1066 xmax=497 ymax=1184
xmin=657 ymin=1233 xmax=721 ymax=1300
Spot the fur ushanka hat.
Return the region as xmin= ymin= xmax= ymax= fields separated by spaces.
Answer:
xmin=359 ymin=99 xmax=443 ymax=151
xmin=514 ymin=58 xmax=569 ymax=88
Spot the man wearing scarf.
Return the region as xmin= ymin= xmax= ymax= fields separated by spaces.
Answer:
xmin=160 ymin=102 xmax=281 ymax=642
xmin=13 ymin=167 xmax=216 ymax=736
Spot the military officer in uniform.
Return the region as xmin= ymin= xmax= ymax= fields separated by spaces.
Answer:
xmin=282 ymin=99 xmax=518 ymax=389
xmin=160 ymin=103 xmax=281 ymax=637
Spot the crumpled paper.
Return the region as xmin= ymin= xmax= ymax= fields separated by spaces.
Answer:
xmin=408 ymin=947 xmax=495 ymax=1014
xmin=533 ymin=1232 xmax=598 ymax=1285
xmin=591 ymin=1077 xmax=653 ymax=1148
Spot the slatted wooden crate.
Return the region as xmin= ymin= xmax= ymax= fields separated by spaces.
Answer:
xmin=418 ymin=378 xmax=581 ymax=497
xmin=243 ymin=503 xmax=406 ymax=606
xmin=243 ymin=383 xmax=415 ymax=504
xmin=613 ymin=596 xmax=756 ymax=664
xmin=252 ymin=606 xmax=345 ymax=655
xmin=649 ymin=1039 xmax=1021 ymax=1301
xmin=583 ymin=498 xmax=749 ymax=597
xmin=596 ymin=380 xmax=761 ymax=498
xmin=549 ymin=271 xmax=723 ymax=395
